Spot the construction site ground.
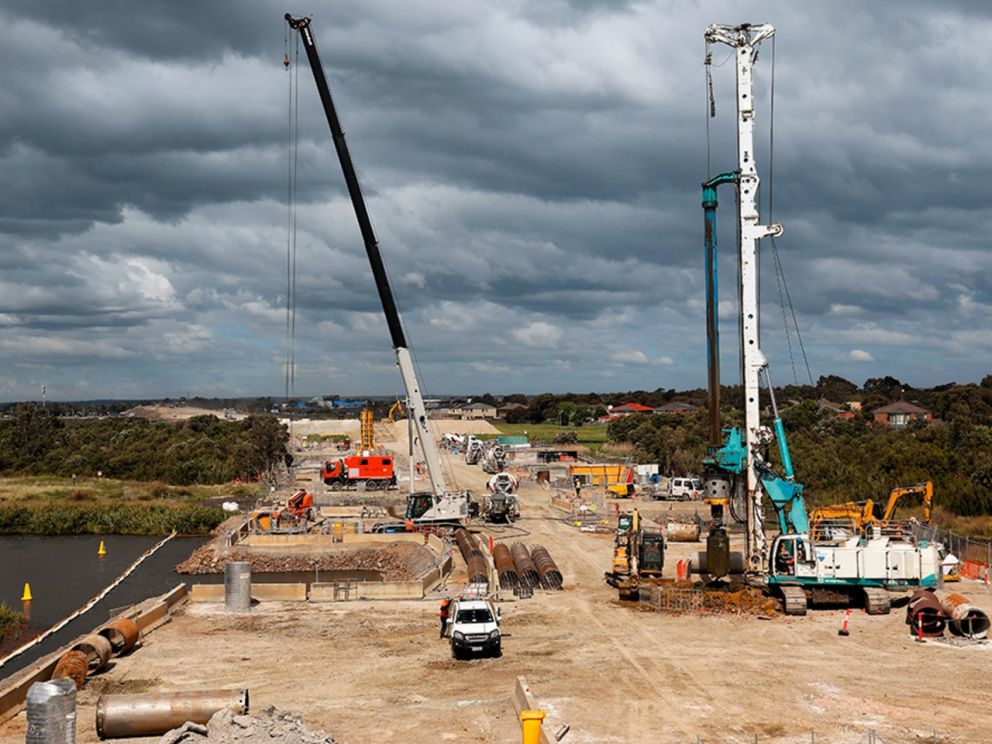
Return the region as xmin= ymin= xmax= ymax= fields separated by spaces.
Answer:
xmin=2 ymin=420 xmax=990 ymax=743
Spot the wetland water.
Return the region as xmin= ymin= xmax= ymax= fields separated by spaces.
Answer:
xmin=0 ymin=535 xmax=383 ymax=681
xmin=0 ymin=535 xmax=207 ymax=679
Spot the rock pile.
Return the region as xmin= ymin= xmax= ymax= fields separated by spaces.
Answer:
xmin=159 ymin=706 xmax=337 ymax=743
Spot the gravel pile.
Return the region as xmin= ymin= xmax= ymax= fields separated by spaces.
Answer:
xmin=160 ymin=706 xmax=337 ymax=743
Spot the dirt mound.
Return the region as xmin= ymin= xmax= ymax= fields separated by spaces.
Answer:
xmin=176 ymin=541 xmax=434 ymax=581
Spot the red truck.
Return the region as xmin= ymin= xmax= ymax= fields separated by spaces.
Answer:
xmin=322 ymin=455 xmax=397 ymax=490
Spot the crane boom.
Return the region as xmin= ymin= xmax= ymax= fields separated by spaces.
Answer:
xmin=285 ymin=14 xmax=449 ymax=501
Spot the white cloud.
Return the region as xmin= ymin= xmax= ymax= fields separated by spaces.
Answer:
xmin=511 ymin=321 xmax=562 ymax=349
xmin=846 ymin=349 xmax=875 ymax=362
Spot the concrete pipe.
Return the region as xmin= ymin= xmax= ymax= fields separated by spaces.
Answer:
xmin=98 ymin=617 xmax=140 ymax=655
xmin=935 ymin=590 xmax=990 ymax=639
xmin=664 ymin=522 xmax=702 ymax=542
xmin=906 ymin=588 xmax=945 ymax=637
xmin=70 ymin=634 xmax=113 ymax=672
xmin=96 ymin=689 xmax=249 ymax=739
xmin=51 ymin=650 xmax=89 ymax=691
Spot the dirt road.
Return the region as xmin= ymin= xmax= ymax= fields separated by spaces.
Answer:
xmin=2 ymin=437 xmax=990 ymax=743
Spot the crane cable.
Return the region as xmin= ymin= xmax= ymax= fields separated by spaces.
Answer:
xmin=285 ymin=30 xmax=300 ymax=401
xmin=766 ymin=35 xmax=815 ymax=387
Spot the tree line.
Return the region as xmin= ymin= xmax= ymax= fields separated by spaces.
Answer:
xmin=0 ymin=409 xmax=289 ymax=485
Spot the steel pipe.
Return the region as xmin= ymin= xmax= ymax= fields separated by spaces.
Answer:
xmin=493 ymin=543 xmax=518 ymax=588
xmin=98 ymin=617 xmax=140 ymax=656
xmin=51 ymin=650 xmax=89 ymax=691
xmin=511 ymin=543 xmax=540 ymax=588
xmin=935 ymin=589 xmax=990 ymax=639
xmin=224 ymin=561 xmax=252 ymax=612
xmin=70 ymin=634 xmax=112 ymax=672
xmin=530 ymin=545 xmax=563 ymax=590
xmin=96 ymin=689 xmax=249 ymax=739
xmin=906 ymin=588 xmax=945 ymax=637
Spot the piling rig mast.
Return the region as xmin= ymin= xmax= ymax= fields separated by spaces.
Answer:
xmin=286 ymin=14 xmax=469 ymax=524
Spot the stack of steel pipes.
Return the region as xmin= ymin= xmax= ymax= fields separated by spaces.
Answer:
xmin=511 ymin=543 xmax=540 ymax=588
xmin=493 ymin=543 xmax=519 ymax=589
xmin=455 ymin=528 xmax=488 ymax=584
xmin=530 ymin=545 xmax=563 ymax=590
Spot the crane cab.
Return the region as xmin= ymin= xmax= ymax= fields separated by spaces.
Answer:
xmin=769 ymin=534 xmax=817 ymax=579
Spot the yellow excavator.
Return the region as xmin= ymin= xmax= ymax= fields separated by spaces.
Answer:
xmin=809 ymin=481 xmax=933 ymax=541
xmin=387 ymin=399 xmax=405 ymax=423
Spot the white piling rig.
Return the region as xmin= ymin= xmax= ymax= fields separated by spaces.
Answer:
xmin=705 ymin=23 xmax=783 ymax=570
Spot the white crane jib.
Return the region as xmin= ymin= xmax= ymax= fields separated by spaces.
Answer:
xmin=705 ymin=23 xmax=783 ymax=567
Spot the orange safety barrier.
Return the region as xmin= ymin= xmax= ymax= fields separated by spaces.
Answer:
xmin=960 ymin=559 xmax=985 ymax=580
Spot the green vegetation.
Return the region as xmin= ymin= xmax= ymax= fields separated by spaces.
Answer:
xmin=0 ymin=502 xmax=225 ymax=536
xmin=607 ymin=404 xmax=992 ymax=521
xmin=0 ymin=602 xmax=22 ymax=643
xmin=0 ymin=409 xmax=288 ymax=485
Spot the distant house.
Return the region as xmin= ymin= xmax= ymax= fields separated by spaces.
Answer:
xmin=656 ymin=401 xmax=698 ymax=415
xmin=458 ymin=402 xmax=497 ymax=420
xmin=611 ymin=402 xmax=655 ymax=416
xmin=496 ymin=402 xmax=527 ymax=419
xmin=873 ymin=401 xmax=932 ymax=428
xmin=817 ymin=398 xmax=855 ymax=421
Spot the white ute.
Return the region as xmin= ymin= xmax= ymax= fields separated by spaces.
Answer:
xmin=448 ymin=598 xmax=502 ymax=659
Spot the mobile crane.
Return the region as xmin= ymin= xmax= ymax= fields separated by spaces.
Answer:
xmin=286 ymin=14 xmax=471 ymax=526
xmin=698 ymin=23 xmax=940 ymax=614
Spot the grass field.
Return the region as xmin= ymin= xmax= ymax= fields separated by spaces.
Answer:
xmin=0 ymin=476 xmax=255 ymax=504
xmin=492 ymin=422 xmax=608 ymax=445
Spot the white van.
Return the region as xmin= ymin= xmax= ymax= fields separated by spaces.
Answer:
xmin=669 ymin=477 xmax=703 ymax=501
xmin=449 ymin=598 xmax=502 ymax=659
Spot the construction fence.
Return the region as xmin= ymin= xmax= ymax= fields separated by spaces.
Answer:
xmin=689 ymin=732 xmax=930 ymax=744
xmin=911 ymin=522 xmax=992 ymax=581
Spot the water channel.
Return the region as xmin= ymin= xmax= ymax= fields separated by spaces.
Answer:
xmin=0 ymin=535 xmax=384 ymax=681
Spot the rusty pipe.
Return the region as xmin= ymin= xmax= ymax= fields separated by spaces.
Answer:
xmin=906 ymin=588 xmax=945 ymax=637
xmin=511 ymin=543 xmax=540 ymax=588
xmin=51 ymin=650 xmax=89 ymax=691
xmin=530 ymin=545 xmax=563 ymax=590
xmin=493 ymin=543 xmax=518 ymax=588
xmin=96 ymin=689 xmax=249 ymax=739
xmin=98 ymin=617 xmax=140 ymax=656
xmin=934 ymin=590 xmax=990 ymax=639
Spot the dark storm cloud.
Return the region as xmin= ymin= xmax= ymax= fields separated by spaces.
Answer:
xmin=0 ymin=0 xmax=990 ymax=399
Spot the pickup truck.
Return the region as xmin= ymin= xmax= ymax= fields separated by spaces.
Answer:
xmin=448 ymin=598 xmax=502 ymax=659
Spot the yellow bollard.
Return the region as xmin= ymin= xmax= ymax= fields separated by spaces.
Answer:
xmin=98 ymin=540 xmax=107 ymax=556
xmin=520 ymin=709 xmax=546 ymax=744
xmin=20 ymin=582 xmax=32 ymax=601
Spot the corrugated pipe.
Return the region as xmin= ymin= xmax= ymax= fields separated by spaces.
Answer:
xmin=511 ymin=543 xmax=540 ymax=588
xmin=530 ymin=545 xmax=563 ymax=590
xmin=493 ymin=543 xmax=519 ymax=588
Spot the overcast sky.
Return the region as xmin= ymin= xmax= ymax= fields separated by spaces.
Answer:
xmin=1 ymin=1 xmax=990 ymax=401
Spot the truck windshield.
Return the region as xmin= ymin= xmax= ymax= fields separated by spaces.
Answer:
xmin=456 ymin=608 xmax=493 ymax=624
